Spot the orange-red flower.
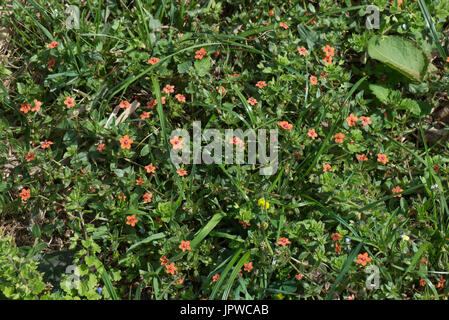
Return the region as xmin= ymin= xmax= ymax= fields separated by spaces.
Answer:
xmin=331 ymin=233 xmax=342 ymax=241
xmin=297 ymin=47 xmax=308 ymax=56
xmin=148 ymin=57 xmax=160 ymax=65
xmin=278 ymin=121 xmax=293 ymax=130
xmin=126 ymin=214 xmax=138 ymax=227
xmin=165 ymin=263 xmax=178 ymax=275
xmin=179 ymin=240 xmax=191 ymax=252
xmin=323 ymin=164 xmax=332 ymax=172
xmin=277 ymin=237 xmax=291 ymax=246
xmin=19 ymin=188 xmax=31 ymax=201
xmin=25 ymin=152 xmax=35 ymax=162
xmin=295 ymin=274 xmax=304 ymax=280
xmin=160 ymin=256 xmax=169 ymax=266
xmin=360 ymin=116 xmax=371 ymax=126
xmin=446 ymin=57 xmax=449 ymax=63
xmin=216 ymin=86 xmax=226 ymax=95
xmin=310 ymin=75 xmax=318 ymax=85
xmin=47 ymin=58 xmax=56 ymax=69
xmin=142 ymin=192 xmax=153 ymax=203
xmin=335 ymin=242 xmax=342 ymax=255
xmin=177 ymin=169 xmax=188 ymax=177
xmin=437 ymin=276 xmax=445 ymax=288
xmin=356 ymin=252 xmax=371 ymax=266
xmin=170 ymin=136 xmax=183 ymax=150
xmin=32 ymin=99 xmax=42 ymax=112
xmin=195 ymin=48 xmax=207 ymax=60
xmin=136 ymin=177 xmax=144 ymax=185
xmin=419 ymin=279 xmax=426 ymax=287
xmin=119 ymin=135 xmax=133 ymax=149
xmin=323 ymin=45 xmax=335 ymax=57
xmin=140 ymin=111 xmax=151 ymax=119
xmin=64 ymin=96 xmax=75 ymax=109
xmin=377 ymin=153 xmax=388 ymax=165
xmin=356 ymin=154 xmax=368 ymax=161
xmin=334 ymin=132 xmax=345 ymax=143
xmin=269 ymin=9 xmax=274 ymax=16
xmin=247 ymin=97 xmax=258 ymax=106
xmin=163 ymin=84 xmax=175 ymax=94
xmin=175 ymin=94 xmax=186 ymax=102
xmin=279 ymin=22 xmax=289 ymax=29
xmin=256 ymin=81 xmax=267 ymax=89
xmin=155 ymin=97 xmax=166 ymax=105
xmin=118 ymin=194 xmax=127 ymax=201
xmin=119 ymin=100 xmax=131 ymax=109
xmin=145 ymin=164 xmax=156 ymax=174
xmin=322 ymin=56 xmax=333 ymax=64
xmin=212 ymin=273 xmax=220 ymax=282
xmin=392 ymin=186 xmax=403 ymax=198
xmin=47 ymin=41 xmax=58 ymax=49
xmin=230 ymin=73 xmax=240 ymax=78
xmin=243 ymin=262 xmax=253 ymax=272
xmin=308 ymin=128 xmax=318 ymax=139
xmin=20 ymin=103 xmax=31 ymax=114
xmin=346 ymin=113 xmax=358 ymax=127
xmin=97 ymin=143 xmax=105 ymax=152
xmin=41 ymin=140 xmax=53 ymax=149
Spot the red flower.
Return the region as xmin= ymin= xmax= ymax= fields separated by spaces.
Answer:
xmin=19 ymin=188 xmax=31 ymax=201
xmin=346 ymin=113 xmax=358 ymax=127
xmin=335 ymin=242 xmax=341 ymax=255
xmin=31 ymin=99 xmax=42 ymax=112
xmin=212 ymin=273 xmax=220 ymax=282
xmin=145 ymin=164 xmax=156 ymax=174
xmin=323 ymin=164 xmax=332 ymax=172
xmin=356 ymin=154 xmax=368 ymax=161
xmin=25 ymin=152 xmax=35 ymax=162
xmin=140 ymin=112 xmax=151 ymax=119
xmin=177 ymin=169 xmax=188 ymax=177
xmin=148 ymin=57 xmax=160 ymax=65
xmin=160 ymin=256 xmax=169 ymax=266
xmin=334 ymin=132 xmax=345 ymax=143
xmin=247 ymin=97 xmax=258 ymax=106
xmin=165 ymin=263 xmax=177 ymax=275
xmin=278 ymin=121 xmax=293 ymax=130
xmin=323 ymin=45 xmax=335 ymax=57
xmin=256 ymin=81 xmax=267 ymax=89
xmin=41 ymin=140 xmax=53 ymax=149
xmin=377 ymin=153 xmax=388 ymax=165
xmin=119 ymin=100 xmax=131 ymax=109
xmin=279 ymin=22 xmax=289 ymax=29
xmin=97 ymin=143 xmax=105 ymax=152
xmin=310 ymin=75 xmax=318 ymax=85
xmin=163 ymin=84 xmax=175 ymax=94
xmin=136 ymin=177 xmax=144 ymax=185
xmin=47 ymin=58 xmax=56 ymax=69
xmin=331 ymin=233 xmax=342 ymax=241
xmin=243 ymin=262 xmax=253 ymax=272
xmin=142 ymin=192 xmax=153 ymax=203
xmin=20 ymin=103 xmax=31 ymax=114
xmin=297 ymin=47 xmax=308 ymax=56
xmin=119 ymin=135 xmax=133 ymax=149
xmin=170 ymin=136 xmax=183 ymax=150
xmin=126 ymin=214 xmax=138 ymax=227
xmin=360 ymin=116 xmax=371 ymax=126
xmin=356 ymin=252 xmax=371 ymax=266
xmin=47 ymin=41 xmax=58 ymax=49
xmin=195 ymin=48 xmax=207 ymax=60
xmin=175 ymin=94 xmax=186 ymax=103
xmin=392 ymin=186 xmax=403 ymax=198
xmin=277 ymin=237 xmax=291 ymax=246
xmin=179 ymin=240 xmax=191 ymax=252
xmin=64 ymin=96 xmax=75 ymax=109
xmin=308 ymin=128 xmax=318 ymax=139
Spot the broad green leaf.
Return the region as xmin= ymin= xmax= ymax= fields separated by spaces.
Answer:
xmin=367 ymin=36 xmax=428 ymax=82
